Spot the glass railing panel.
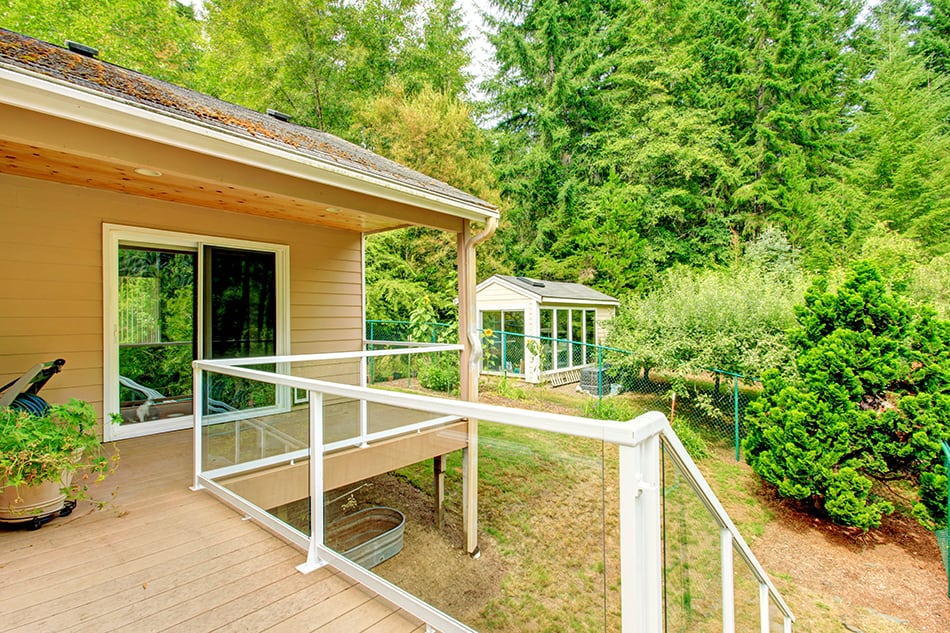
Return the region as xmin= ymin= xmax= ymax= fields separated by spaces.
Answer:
xmin=770 ymin=594 xmax=788 ymax=631
xmin=320 ymin=419 xmax=612 ymax=632
xmin=365 ymin=346 xmax=461 ymax=399
xmin=734 ymin=547 xmax=763 ymax=630
xmin=661 ymin=442 xmax=723 ymax=631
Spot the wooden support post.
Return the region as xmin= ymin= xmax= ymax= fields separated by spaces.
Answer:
xmin=458 ymin=221 xmax=480 ymax=557
xmin=433 ymin=454 xmax=446 ymax=530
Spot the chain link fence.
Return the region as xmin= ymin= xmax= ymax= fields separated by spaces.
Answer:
xmin=365 ymin=319 xmax=449 ymax=344
xmin=367 ymin=320 xmax=760 ymax=459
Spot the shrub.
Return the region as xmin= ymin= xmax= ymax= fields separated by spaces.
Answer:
xmin=744 ymin=262 xmax=950 ymax=530
xmin=417 ymin=356 xmax=459 ymax=392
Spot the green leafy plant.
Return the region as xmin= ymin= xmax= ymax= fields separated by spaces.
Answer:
xmin=416 ymin=354 xmax=459 ymax=392
xmin=744 ymin=261 xmax=950 ymax=530
xmin=0 ymin=399 xmax=118 ymax=506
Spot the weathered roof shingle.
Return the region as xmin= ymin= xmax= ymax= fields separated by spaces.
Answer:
xmin=0 ymin=28 xmax=496 ymax=214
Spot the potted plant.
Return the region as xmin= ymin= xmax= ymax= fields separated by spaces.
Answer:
xmin=0 ymin=398 xmax=116 ymax=529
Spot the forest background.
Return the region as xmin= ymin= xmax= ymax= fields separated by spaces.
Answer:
xmin=3 ymin=0 xmax=949 ymax=372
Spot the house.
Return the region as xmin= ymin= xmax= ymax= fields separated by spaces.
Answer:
xmin=0 ymin=27 xmax=495 ymax=550
xmin=0 ymin=30 xmax=793 ymax=632
xmin=475 ymin=274 xmax=619 ymax=384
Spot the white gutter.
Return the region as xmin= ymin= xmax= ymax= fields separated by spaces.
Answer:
xmin=0 ymin=65 xmax=499 ymax=224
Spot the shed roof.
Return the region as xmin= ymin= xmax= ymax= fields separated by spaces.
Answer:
xmin=479 ymin=275 xmax=619 ymax=306
xmin=0 ymin=29 xmax=497 ymax=223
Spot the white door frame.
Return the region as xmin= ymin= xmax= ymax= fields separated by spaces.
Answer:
xmin=103 ymin=224 xmax=290 ymax=442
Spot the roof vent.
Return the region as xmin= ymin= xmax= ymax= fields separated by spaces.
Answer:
xmin=517 ymin=276 xmax=545 ymax=288
xmin=266 ymin=109 xmax=292 ymax=123
xmin=65 ymin=40 xmax=99 ymax=58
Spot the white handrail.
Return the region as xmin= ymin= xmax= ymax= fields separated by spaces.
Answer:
xmin=194 ymin=348 xmax=795 ymax=629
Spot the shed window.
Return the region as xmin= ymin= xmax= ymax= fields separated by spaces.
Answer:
xmin=480 ymin=309 xmax=525 ymax=374
xmin=539 ymin=308 xmax=599 ymax=371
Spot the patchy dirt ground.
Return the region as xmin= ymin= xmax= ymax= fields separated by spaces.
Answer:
xmin=752 ymin=482 xmax=950 ymax=633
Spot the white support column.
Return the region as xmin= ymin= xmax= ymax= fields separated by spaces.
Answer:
xmin=190 ymin=364 xmax=204 ymax=491
xmin=721 ymin=527 xmax=735 ymax=633
xmin=297 ymin=391 xmax=327 ymax=574
xmin=619 ymin=432 xmax=662 ymax=633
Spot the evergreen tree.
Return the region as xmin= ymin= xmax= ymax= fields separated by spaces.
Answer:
xmin=845 ymin=7 xmax=950 ymax=256
xmin=745 ymin=262 xmax=950 ymax=530
xmin=0 ymin=0 xmax=203 ymax=85
xmin=694 ymin=0 xmax=859 ymax=262
xmin=353 ymin=84 xmax=505 ymax=320
xmin=916 ymin=0 xmax=950 ymax=77
xmin=201 ymin=0 xmax=471 ymax=135
xmin=485 ymin=0 xmax=624 ymax=278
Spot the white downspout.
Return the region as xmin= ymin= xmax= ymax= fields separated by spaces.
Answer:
xmin=463 ymin=216 xmax=497 ymax=399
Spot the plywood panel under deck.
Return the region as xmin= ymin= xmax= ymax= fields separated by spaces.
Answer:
xmin=218 ymin=420 xmax=467 ymax=511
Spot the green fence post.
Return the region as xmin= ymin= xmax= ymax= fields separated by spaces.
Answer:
xmin=944 ymin=441 xmax=950 ymax=599
xmin=598 ymin=346 xmax=604 ymax=401
xmin=734 ymin=374 xmax=740 ymax=462
xmin=502 ymin=331 xmax=507 ymax=379
xmin=368 ymin=322 xmax=375 ymax=385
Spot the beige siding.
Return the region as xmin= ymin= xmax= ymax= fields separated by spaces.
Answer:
xmin=475 ymin=280 xmax=533 ymax=309
xmin=595 ymin=306 xmax=617 ymax=345
xmin=0 ymin=174 xmax=363 ymax=423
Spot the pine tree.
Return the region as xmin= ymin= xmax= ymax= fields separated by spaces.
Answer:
xmin=845 ymin=6 xmax=950 ymax=256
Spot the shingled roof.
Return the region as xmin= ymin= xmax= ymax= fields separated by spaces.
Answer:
xmin=0 ymin=28 xmax=497 ymax=216
xmin=484 ymin=275 xmax=619 ymax=305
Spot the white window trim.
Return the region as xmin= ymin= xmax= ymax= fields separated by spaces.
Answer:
xmin=103 ymin=224 xmax=290 ymax=442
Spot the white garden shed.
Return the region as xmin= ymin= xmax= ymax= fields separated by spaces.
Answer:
xmin=476 ymin=275 xmax=619 ymax=384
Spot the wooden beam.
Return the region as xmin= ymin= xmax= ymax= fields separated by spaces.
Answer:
xmin=217 ymin=421 xmax=468 ymax=511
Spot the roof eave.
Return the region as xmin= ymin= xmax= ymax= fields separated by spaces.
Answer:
xmin=538 ymin=297 xmax=620 ymax=307
xmin=0 ymin=65 xmax=499 ymax=226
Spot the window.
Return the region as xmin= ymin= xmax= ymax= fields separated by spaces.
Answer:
xmin=571 ymin=309 xmax=584 ymax=367
xmin=539 ymin=308 xmax=598 ymax=371
xmin=105 ymin=226 xmax=288 ymax=441
xmin=556 ymin=309 xmax=569 ymax=369
xmin=480 ymin=309 xmax=525 ymax=374
xmin=585 ymin=309 xmax=597 ymax=363
xmin=540 ymin=309 xmax=553 ymax=372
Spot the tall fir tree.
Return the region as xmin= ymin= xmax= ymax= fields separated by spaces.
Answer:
xmin=845 ymin=4 xmax=950 ymax=256
xmin=200 ymin=0 xmax=471 ymax=136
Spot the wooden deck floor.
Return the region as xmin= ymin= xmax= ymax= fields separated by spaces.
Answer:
xmin=0 ymin=430 xmax=426 ymax=632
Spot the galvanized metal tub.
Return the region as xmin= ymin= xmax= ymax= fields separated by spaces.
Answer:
xmin=326 ymin=506 xmax=405 ymax=569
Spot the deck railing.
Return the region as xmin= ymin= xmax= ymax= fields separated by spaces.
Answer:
xmin=191 ymin=344 xmax=793 ymax=632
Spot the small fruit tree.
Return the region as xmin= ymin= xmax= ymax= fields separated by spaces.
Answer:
xmin=744 ymin=261 xmax=950 ymax=530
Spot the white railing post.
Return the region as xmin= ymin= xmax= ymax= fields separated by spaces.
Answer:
xmin=191 ymin=364 xmax=204 ymax=491
xmin=619 ymin=432 xmax=662 ymax=633
xmin=359 ymin=354 xmax=369 ymax=447
xmin=721 ymin=527 xmax=735 ymax=633
xmin=759 ymin=583 xmax=770 ymax=633
xmin=297 ymin=390 xmax=327 ymax=574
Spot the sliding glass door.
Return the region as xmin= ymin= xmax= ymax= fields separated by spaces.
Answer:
xmin=105 ymin=226 xmax=288 ymax=441
xmin=117 ymin=246 xmax=197 ymax=428
xmin=201 ymin=246 xmax=278 ymax=414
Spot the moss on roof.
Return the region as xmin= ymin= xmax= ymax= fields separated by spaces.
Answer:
xmin=0 ymin=29 xmax=496 ymax=214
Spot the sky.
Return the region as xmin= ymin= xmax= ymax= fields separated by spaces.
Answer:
xmin=459 ymin=0 xmax=497 ymax=89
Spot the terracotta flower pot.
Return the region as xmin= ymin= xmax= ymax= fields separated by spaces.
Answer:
xmin=0 ymin=472 xmax=73 ymax=525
